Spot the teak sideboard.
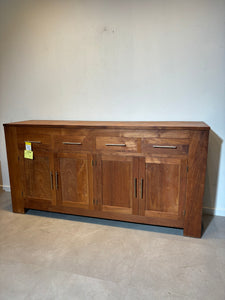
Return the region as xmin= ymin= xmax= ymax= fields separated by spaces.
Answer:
xmin=4 ymin=121 xmax=210 ymax=238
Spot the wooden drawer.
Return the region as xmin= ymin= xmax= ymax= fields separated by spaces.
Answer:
xmin=17 ymin=129 xmax=51 ymax=151
xmin=141 ymin=138 xmax=189 ymax=155
xmin=54 ymin=135 xmax=94 ymax=152
xmin=96 ymin=137 xmax=138 ymax=152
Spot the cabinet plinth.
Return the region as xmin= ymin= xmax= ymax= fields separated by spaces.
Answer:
xmin=4 ymin=121 xmax=210 ymax=238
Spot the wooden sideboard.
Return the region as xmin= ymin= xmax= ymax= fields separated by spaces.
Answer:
xmin=4 ymin=121 xmax=210 ymax=237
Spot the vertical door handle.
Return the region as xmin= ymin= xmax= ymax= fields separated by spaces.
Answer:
xmin=55 ymin=171 xmax=58 ymax=190
xmin=50 ymin=171 xmax=53 ymax=190
xmin=140 ymin=178 xmax=144 ymax=199
xmin=134 ymin=178 xmax=137 ymax=198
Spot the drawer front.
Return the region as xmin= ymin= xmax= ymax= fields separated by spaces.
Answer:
xmin=96 ymin=137 xmax=138 ymax=152
xmin=54 ymin=135 xmax=94 ymax=152
xmin=141 ymin=138 xmax=189 ymax=155
xmin=17 ymin=130 xmax=51 ymax=151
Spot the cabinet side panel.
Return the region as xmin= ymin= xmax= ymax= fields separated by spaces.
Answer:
xmin=184 ymin=130 xmax=209 ymax=237
xmin=4 ymin=126 xmax=24 ymax=213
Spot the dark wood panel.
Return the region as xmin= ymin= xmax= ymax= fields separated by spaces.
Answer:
xmin=99 ymin=155 xmax=138 ymax=215
xmin=96 ymin=137 xmax=138 ymax=152
xmin=24 ymin=156 xmax=52 ymax=200
xmin=21 ymin=149 xmax=56 ymax=206
xmin=132 ymin=157 xmax=139 ymax=215
xmin=17 ymin=128 xmax=51 ymax=152
xmin=24 ymin=202 xmax=185 ymax=228
xmin=4 ymin=126 xmax=24 ymax=213
xmin=60 ymin=159 xmax=88 ymax=204
xmin=146 ymin=163 xmax=179 ymax=213
xmin=142 ymin=157 xmax=187 ymax=224
xmin=93 ymin=154 xmax=101 ymax=210
xmin=102 ymin=160 xmax=132 ymax=208
xmin=4 ymin=120 xmax=210 ymax=130
xmin=54 ymin=134 xmax=95 ymax=152
xmin=3 ymin=121 xmax=210 ymax=238
xmin=56 ymin=153 xmax=92 ymax=209
xmin=142 ymin=138 xmax=189 ymax=155
xmin=184 ymin=131 xmax=209 ymax=237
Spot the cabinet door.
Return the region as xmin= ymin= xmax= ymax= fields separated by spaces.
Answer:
xmin=56 ymin=152 xmax=93 ymax=210
xmin=21 ymin=151 xmax=55 ymax=206
xmin=96 ymin=155 xmax=139 ymax=215
xmin=140 ymin=157 xmax=187 ymax=224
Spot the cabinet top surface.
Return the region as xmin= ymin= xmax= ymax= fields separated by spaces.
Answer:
xmin=4 ymin=120 xmax=210 ymax=130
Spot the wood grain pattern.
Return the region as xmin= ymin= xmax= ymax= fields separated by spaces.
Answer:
xmin=94 ymin=154 xmax=102 ymax=210
xmin=20 ymin=148 xmax=56 ymax=206
xmin=96 ymin=137 xmax=138 ymax=152
xmin=138 ymin=157 xmax=146 ymax=216
xmin=56 ymin=152 xmax=92 ymax=209
xmin=146 ymin=162 xmax=180 ymax=213
xmin=100 ymin=155 xmax=136 ymax=215
xmin=17 ymin=130 xmax=51 ymax=152
xmin=4 ymin=126 xmax=24 ymax=213
xmin=132 ymin=157 xmax=139 ymax=215
xmin=3 ymin=120 xmax=210 ymax=237
xmin=142 ymin=138 xmax=189 ymax=155
xmin=184 ymin=131 xmax=209 ymax=237
xmin=4 ymin=120 xmax=210 ymax=130
xmin=143 ymin=158 xmax=187 ymax=223
xmin=23 ymin=201 xmax=185 ymax=228
xmin=54 ymin=135 xmax=94 ymax=152
xmin=24 ymin=155 xmax=52 ymax=200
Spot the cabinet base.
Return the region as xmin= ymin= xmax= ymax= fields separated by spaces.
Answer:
xmin=21 ymin=202 xmax=191 ymax=233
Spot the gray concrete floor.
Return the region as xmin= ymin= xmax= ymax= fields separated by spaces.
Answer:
xmin=0 ymin=190 xmax=224 ymax=300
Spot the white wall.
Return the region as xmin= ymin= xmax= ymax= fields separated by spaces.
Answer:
xmin=0 ymin=0 xmax=224 ymax=215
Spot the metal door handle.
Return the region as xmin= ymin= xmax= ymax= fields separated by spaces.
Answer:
xmin=140 ymin=179 xmax=144 ymax=199
xmin=134 ymin=178 xmax=137 ymax=198
xmin=50 ymin=171 xmax=53 ymax=190
xmin=63 ymin=142 xmax=82 ymax=145
xmin=153 ymin=145 xmax=177 ymax=149
xmin=93 ymin=199 xmax=98 ymax=205
xmin=105 ymin=144 xmax=126 ymax=147
xmin=55 ymin=172 xmax=58 ymax=190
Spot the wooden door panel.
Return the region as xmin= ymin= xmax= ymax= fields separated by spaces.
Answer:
xmin=99 ymin=155 xmax=139 ymax=215
xmin=102 ymin=160 xmax=132 ymax=208
xmin=146 ymin=163 xmax=180 ymax=213
xmin=57 ymin=153 xmax=92 ymax=209
xmin=59 ymin=157 xmax=89 ymax=205
xmin=24 ymin=156 xmax=52 ymax=200
xmin=143 ymin=158 xmax=187 ymax=221
xmin=21 ymin=150 xmax=55 ymax=206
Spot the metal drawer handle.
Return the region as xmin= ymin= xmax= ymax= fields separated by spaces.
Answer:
xmin=63 ymin=142 xmax=82 ymax=145
xmin=153 ymin=145 xmax=177 ymax=149
xmin=27 ymin=141 xmax=41 ymax=144
xmin=105 ymin=144 xmax=126 ymax=147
